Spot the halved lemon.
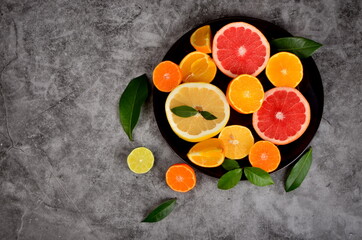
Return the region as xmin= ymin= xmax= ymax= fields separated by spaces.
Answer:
xmin=165 ymin=82 xmax=230 ymax=142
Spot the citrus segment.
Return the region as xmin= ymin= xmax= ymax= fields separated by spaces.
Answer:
xmin=127 ymin=147 xmax=154 ymax=174
xmin=190 ymin=25 xmax=212 ymax=53
xmin=179 ymin=51 xmax=217 ymax=83
xmin=153 ymin=61 xmax=182 ymax=92
xmin=166 ymin=163 xmax=196 ymax=192
xmin=187 ymin=138 xmax=225 ymax=168
xmin=266 ymin=52 xmax=303 ymax=88
xmin=249 ymin=141 xmax=281 ymax=172
xmin=226 ymin=74 xmax=264 ymax=114
xmin=165 ymin=83 xmax=230 ymax=142
xmin=252 ymin=87 xmax=311 ymax=145
xmin=212 ymin=22 xmax=270 ymax=78
xmin=218 ymin=125 xmax=254 ymax=159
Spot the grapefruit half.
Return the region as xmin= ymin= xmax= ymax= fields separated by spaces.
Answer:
xmin=252 ymin=87 xmax=311 ymax=145
xmin=212 ymin=22 xmax=270 ymax=78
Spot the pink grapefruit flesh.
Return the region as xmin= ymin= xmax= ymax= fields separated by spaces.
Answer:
xmin=212 ymin=22 xmax=270 ymax=78
xmin=252 ymin=87 xmax=311 ymax=145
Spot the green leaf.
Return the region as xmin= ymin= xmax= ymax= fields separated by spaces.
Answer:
xmin=222 ymin=159 xmax=240 ymax=171
xmin=142 ymin=198 xmax=177 ymax=222
xmin=285 ymin=147 xmax=313 ymax=192
xmin=200 ymin=111 xmax=217 ymax=120
xmin=119 ymin=74 xmax=149 ymax=141
xmin=218 ymin=168 xmax=242 ymax=190
xmin=271 ymin=37 xmax=322 ymax=58
xmin=244 ymin=167 xmax=274 ymax=187
xmin=171 ymin=105 xmax=198 ymax=118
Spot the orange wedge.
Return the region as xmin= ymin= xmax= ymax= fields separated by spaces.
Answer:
xmin=190 ymin=25 xmax=212 ymax=53
xmin=218 ymin=125 xmax=254 ymax=159
xmin=266 ymin=52 xmax=303 ymax=88
xmin=187 ymin=138 xmax=225 ymax=168
xmin=226 ymin=74 xmax=264 ymax=114
xmin=165 ymin=82 xmax=230 ymax=142
xmin=179 ymin=51 xmax=217 ymax=83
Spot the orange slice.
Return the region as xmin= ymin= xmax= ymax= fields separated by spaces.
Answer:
xmin=249 ymin=141 xmax=281 ymax=172
xmin=179 ymin=51 xmax=217 ymax=83
xmin=226 ymin=74 xmax=264 ymax=114
xmin=166 ymin=163 xmax=196 ymax=192
xmin=266 ymin=52 xmax=303 ymax=88
xmin=153 ymin=61 xmax=182 ymax=92
xmin=218 ymin=125 xmax=254 ymax=159
xmin=187 ymin=138 xmax=225 ymax=168
xmin=165 ymin=82 xmax=230 ymax=142
xmin=190 ymin=25 xmax=212 ymax=53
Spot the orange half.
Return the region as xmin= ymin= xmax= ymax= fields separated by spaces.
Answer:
xmin=226 ymin=74 xmax=264 ymax=114
xmin=249 ymin=141 xmax=281 ymax=172
xmin=166 ymin=163 xmax=196 ymax=192
xmin=266 ymin=52 xmax=303 ymax=88
xmin=218 ymin=125 xmax=254 ymax=159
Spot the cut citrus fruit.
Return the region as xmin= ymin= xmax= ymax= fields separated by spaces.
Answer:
xmin=218 ymin=125 xmax=254 ymax=159
xmin=249 ymin=141 xmax=281 ymax=172
xmin=266 ymin=52 xmax=303 ymax=88
xmin=165 ymin=82 xmax=230 ymax=142
xmin=190 ymin=25 xmax=212 ymax=53
xmin=179 ymin=51 xmax=217 ymax=83
xmin=212 ymin=22 xmax=270 ymax=78
xmin=127 ymin=147 xmax=154 ymax=174
xmin=166 ymin=163 xmax=196 ymax=192
xmin=153 ymin=61 xmax=182 ymax=92
xmin=252 ymin=87 xmax=311 ymax=145
xmin=187 ymin=138 xmax=225 ymax=168
xmin=226 ymin=74 xmax=264 ymax=114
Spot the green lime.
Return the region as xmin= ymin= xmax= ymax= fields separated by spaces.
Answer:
xmin=127 ymin=147 xmax=154 ymax=174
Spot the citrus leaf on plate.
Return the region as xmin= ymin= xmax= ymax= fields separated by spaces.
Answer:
xmin=171 ymin=105 xmax=198 ymax=118
xmin=199 ymin=111 xmax=217 ymax=120
xmin=244 ymin=167 xmax=274 ymax=186
xmin=285 ymin=147 xmax=313 ymax=192
xmin=271 ymin=37 xmax=322 ymax=58
xmin=221 ymin=159 xmax=240 ymax=171
xmin=142 ymin=198 xmax=177 ymax=222
xmin=119 ymin=74 xmax=149 ymax=141
xmin=218 ymin=168 xmax=242 ymax=190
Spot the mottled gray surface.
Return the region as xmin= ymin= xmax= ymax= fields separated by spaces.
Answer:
xmin=0 ymin=0 xmax=361 ymax=239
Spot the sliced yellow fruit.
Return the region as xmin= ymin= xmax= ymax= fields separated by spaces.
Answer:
xmin=218 ymin=125 xmax=254 ymax=159
xmin=165 ymin=82 xmax=230 ymax=142
xmin=187 ymin=138 xmax=225 ymax=168
xmin=190 ymin=25 xmax=212 ymax=53
xmin=127 ymin=147 xmax=154 ymax=174
xmin=179 ymin=51 xmax=217 ymax=83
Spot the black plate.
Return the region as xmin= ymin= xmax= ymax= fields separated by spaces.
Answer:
xmin=153 ymin=16 xmax=324 ymax=178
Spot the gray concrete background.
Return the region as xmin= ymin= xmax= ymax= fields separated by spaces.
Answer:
xmin=0 ymin=0 xmax=361 ymax=239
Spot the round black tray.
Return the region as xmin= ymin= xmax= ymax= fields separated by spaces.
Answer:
xmin=153 ymin=16 xmax=324 ymax=178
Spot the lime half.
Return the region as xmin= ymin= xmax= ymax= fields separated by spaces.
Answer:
xmin=127 ymin=147 xmax=154 ymax=174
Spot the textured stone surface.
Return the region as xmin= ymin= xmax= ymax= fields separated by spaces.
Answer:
xmin=0 ymin=0 xmax=361 ymax=239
